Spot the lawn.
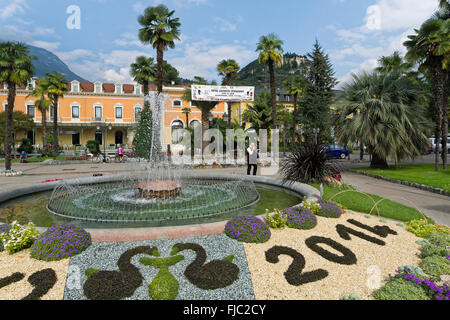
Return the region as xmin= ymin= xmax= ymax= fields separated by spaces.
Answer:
xmin=353 ymin=164 xmax=450 ymax=193
xmin=309 ymin=183 xmax=433 ymax=224
xmin=0 ymin=156 xmax=68 ymax=163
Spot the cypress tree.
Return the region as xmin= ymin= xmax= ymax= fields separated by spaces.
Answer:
xmin=134 ymin=109 xmax=153 ymax=160
xmin=301 ymin=40 xmax=338 ymax=142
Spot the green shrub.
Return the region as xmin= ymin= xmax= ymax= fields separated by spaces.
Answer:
xmin=301 ymin=200 xmax=321 ymax=215
xmin=372 ymin=278 xmax=429 ymax=300
xmin=265 ymin=209 xmax=287 ymax=229
xmin=406 ymin=220 xmax=450 ymax=238
xmin=17 ymin=138 xmax=34 ymax=154
xmin=0 ymin=221 xmax=40 ymax=254
xmin=86 ymin=140 xmax=100 ymax=155
xmin=419 ymin=255 xmax=450 ymax=278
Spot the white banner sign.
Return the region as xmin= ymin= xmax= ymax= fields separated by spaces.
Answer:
xmin=191 ymin=85 xmax=255 ymax=102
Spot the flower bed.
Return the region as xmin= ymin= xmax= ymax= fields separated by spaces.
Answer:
xmin=30 ymin=224 xmax=91 ymax=261
xmin=225 ymin=215 xmax=271 ymax=243
xmin=281 ymin=206 xmax=317 ymax=230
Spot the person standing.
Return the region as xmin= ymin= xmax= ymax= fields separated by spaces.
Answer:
xmin=247 ymin=143 xmax=258 ymax=176
xmin=118 ymin=146 xmax=124 ymax=163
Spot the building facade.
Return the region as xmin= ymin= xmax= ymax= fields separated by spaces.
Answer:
xmin=0 ymin=80 xmax=226 ymax=151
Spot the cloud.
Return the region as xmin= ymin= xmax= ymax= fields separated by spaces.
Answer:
xmin=0 ymin=0 xmax=28 ymax=20
xmin=362 ymin=0 xmax=437 ymax=32
xmin=213 ymin=16 xmax=244 ymax=32
xmin=30 ymin=40 xmax=60 ymax=51
xmin=169 ymin=38 xmax=255 ymax=80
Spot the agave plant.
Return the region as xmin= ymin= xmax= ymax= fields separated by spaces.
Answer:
xmin=280 ymin=141 xmax=340 ymax=184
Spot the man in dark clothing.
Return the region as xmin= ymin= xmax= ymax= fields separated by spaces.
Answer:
xmin=247 ymin=143 xmax=258 ymax=176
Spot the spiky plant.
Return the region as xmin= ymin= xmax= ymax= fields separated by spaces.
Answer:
xmin=280 ymin=141 xmax=339 ymax=184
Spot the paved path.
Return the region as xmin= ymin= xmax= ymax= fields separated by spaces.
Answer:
xmin=342 ymin=171 xmax=450 ymax=226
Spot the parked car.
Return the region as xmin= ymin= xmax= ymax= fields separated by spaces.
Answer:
xmin=325 ymin=144 xmax=349 ymax=159
xmin=428 ymin=134 xmax=450 ymax=154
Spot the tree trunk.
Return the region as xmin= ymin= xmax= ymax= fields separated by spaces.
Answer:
xmin=4 ymin=83 xmax=16 ymax=171
xmin=430 ymin=59 xmax=445 ymax=172
xmin=268 ymin=60 xmax=277 ymax=128
xmin=157 ymin=46 xmax=164 ymax=94
xmin=370 ymin=152 xmax=388 ymax=169
xmin=185 ymin=113 xmax=189 ymax=128
xmin=41 ymin=107 xmax=47 ymax=150
xmin=143 ymin=82 xmax=150 ymax=112
xmin=52 ymin=97 xmax=59 ymax=158
xmin=441 ymin=73 xmax=448 ymax=169
xmin=359 ymin=141 xmax=364 ymax=161
xmin=291 ymin=93 xmax=298 ymax=148
xmin=201 ymin=111 xmax=210 ymax=153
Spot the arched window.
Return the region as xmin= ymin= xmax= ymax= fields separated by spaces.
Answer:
xmin=171 ymin=120 xmax=184 ymax=144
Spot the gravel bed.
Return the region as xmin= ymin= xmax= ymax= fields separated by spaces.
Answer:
xmin=244 ymin=211 xmax=421 ymax=300
xmin=0 ymin=248 xmax=69 ymax=300
xmin=64 ymin=233 xmax=254 ymax=300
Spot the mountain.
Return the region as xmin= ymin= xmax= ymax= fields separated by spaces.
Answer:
xmin=27 ymin=45 xmax=87 ymax=82
xmin=234 ymin=53 xmax=309 ymax=91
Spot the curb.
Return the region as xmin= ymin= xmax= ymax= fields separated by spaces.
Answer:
xmin=352 ymin=170 xmax=450 ymax=197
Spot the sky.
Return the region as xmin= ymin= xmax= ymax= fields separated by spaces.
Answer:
xmin=0 ymin=0 xmax=441 ymax=88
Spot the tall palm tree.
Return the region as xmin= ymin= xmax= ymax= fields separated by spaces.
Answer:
xmin=138 ymin=5 xmax=180 ymax=94
xmin=181 ymin=107 xmax=191 ymax=128
xmin=182 ymin=77 xmax=218 ymax=151
xmin=256 ymin=33 xmax=284 ymax=128
xmin=0 ymin=42 xmax=35 ymax=170
xmin=217 ymin=59 xmax=240 ymax=127
xmin=404 ymin=17 xmax=450 ymax=170
xmin=46 ymin=72 xmax=68 ymax=157
xmin=130 ymin=56 xmax=156 ymax=111
xmin=334 ymin=71 xmax=432 ymax=169
xmin=283 ymin=75 xmax=307 ymax=146
xmin=28 ymin=77 xmax=50 ymax=151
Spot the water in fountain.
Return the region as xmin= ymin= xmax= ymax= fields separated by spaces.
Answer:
xmin=47 ymin=91 xmax=260 ymax=225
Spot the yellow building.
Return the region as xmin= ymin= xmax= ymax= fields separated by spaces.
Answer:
xmin=0 ymin=79 xmax=226 ymax=151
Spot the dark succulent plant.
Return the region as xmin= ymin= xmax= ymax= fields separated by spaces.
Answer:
xmin=280 ymin=141 xmax=340 ymax=184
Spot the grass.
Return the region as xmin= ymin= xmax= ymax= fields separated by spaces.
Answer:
xmin=310 ymin=183 xmax=433 ymax=224
xmin=0 ymin=156 xmax=69 ymax=163
xmin=353 ymin=164 xmax=450 ymax=193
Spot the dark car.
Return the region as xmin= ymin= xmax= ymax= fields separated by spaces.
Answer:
xmin=325 ymin=144 xmax=349 ymax=159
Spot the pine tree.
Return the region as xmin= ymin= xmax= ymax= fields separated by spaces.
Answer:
xmin=301 ymin=40 xmax=338 ymax=142
xmin=134 ymin=109 xmax=153 ymax=160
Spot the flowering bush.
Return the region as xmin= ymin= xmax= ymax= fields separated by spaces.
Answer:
xmin=374 ymin=267 xmax=449 ymax=300
xmin=281 ymin=206 xmax=317 ymax=230
xmin=420 ymin=233 xmax=450 ymax=258
xmin=225 ymin=215 xmax=271 ymax=243
xmin=30 ymin=224 xmax=91 ymax=261
xmin=265 ymin=209 xmax=288 ymax=229
xmin=316 ymin=199 xmax=343 ymax=218
xmin=0 ymin=221 xmax=40 ymax=254
xmin=406 ymin=220 xmax=450 ymax=238
xmin=419 ymin=255 xmax=450 ymax=278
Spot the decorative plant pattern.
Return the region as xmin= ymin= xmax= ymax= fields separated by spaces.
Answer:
xmin=173 ymin=243 xmax=240 ymax=290
xmin=265 ymin=246 xmax=328 ymax=286
xmin=0 ymin=269 xmax=57 ymax=300
xmin=139 ymin=249 xmax=184 ymax=300
xmin=83 ymin=246 xmax=158 ymax=300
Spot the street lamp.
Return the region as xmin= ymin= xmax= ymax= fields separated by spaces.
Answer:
xmin=96 ymin=123 xmax=112 ymax=163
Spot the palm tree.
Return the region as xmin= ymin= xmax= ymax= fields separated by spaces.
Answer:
xmin=256 ymin=33 xmax=284 ymax=128
xmin=242 ymin=92 xmax=275 ymax=131
xmin=46 ymin=72 xmax=68 ymax=157
xmin=217 ymin=59 xmax=240 ymax=127
xmin=138 ymin=5 xmax=180 ymax=94
xmin=28 ymin=77 xmax=51 ymax=151
xmin=283 ymin=75 xmax=307 ymax=146
xmin=404 ymin=17 xmax=450 ymax=170
xmin=181 ymin=107 xmax=191 ymax=128
xmin=0 ymin=42 xmax=35 ymax=170
xmin=334 ymin=71 xmax=432 ymax=169
xmin=130 ymin=56 xmax=156 ymax=111
xmin=376 ymin=51 xmax=415 ymax=75
xmin=182 ymin=77 xmax=218 ymax=151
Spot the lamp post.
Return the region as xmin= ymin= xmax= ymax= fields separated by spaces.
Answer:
xmin=96 ymin=123 xmax=112 ymax=163
xmin=312 ymin=128 xmax=320 ymax=145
